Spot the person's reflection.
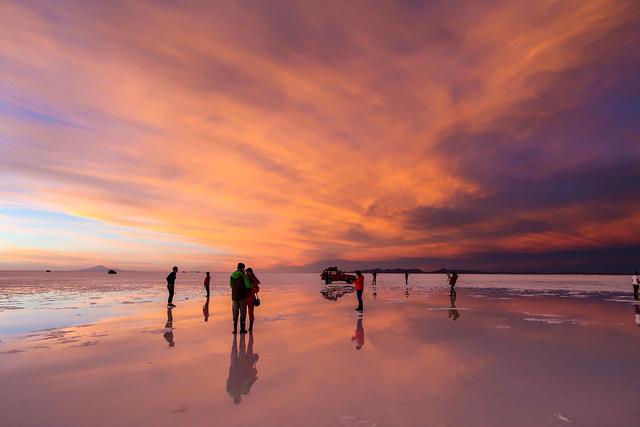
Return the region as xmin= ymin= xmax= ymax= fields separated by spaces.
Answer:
xmin=226 ymin=333 xmax=259 ymax=404
xmin=635 ymin=305 xmax=640 ymax=328
xmin=163 ymin=307 xmax=175 ymax=347
xmin=404 ymin=284 xmax=410 ymax=298
xmin=372 ymin=284 xmax=377 ymax=299
xmin=448 ymin=293 xmax=460 ymax=321
xmin=203 ymin=297 xmax=210 ymax=322
xmin=351 ymin=316 xmax=365 ymax=350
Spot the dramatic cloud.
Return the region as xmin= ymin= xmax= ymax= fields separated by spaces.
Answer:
xmin=1 ymin=0 xmax=639 ymax=271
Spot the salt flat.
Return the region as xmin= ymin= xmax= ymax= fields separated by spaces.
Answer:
xmin=1 ymin=272 xmax=639 ymax=426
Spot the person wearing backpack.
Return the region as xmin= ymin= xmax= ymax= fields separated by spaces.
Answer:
xmin=229 ymin=263 xmax=253 ymax=334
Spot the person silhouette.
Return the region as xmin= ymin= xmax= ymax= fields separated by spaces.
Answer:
xmin=204 ymin=272 xmax=211 ymax=298
xmin=163 ymin=307 xmax=175 ymax=347
xmin=448 ymin=293 xmax=460 ymax=321
xmin=632 ymin=271 xmax=639 ymax=300
xmin=372 ymin=271 xmax=377 ymax=286
xmin=351 ymin=316 xmax=365 ymax=350
xmin=166 ymin=266 xmax=178 ymax=307
xmin=447 ymin=272 xmax=459 ymax=296
xmin=203 ymin=297 xmax=210 ymax=322
xmin=404 ymin=271 xmax=409 ymax=285
xmin=226 ymin=333 xmax=259 ymax=404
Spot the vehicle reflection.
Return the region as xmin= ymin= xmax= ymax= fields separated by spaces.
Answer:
xmin=163 ymin=307 xmax=175 ymax=347
xmin=320 ymin=284 xmax=355 ymax=301
xmin=448 ymin=294 xmax=460 ymax=321
xmin=226 ymin=333 xmax=259 ymax=404
xmin=351 ymin=316 xmax=365 ymax=350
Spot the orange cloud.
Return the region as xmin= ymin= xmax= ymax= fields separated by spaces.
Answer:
xmin=1 ymin=1 xmax=639 ymax=270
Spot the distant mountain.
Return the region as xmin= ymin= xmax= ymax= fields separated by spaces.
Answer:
xmin=74 ymin=265 xmax=120 ymax=273
xmin=358 ymin=267 xmax=492 ymax=274
xmin=427 ymin=268 xmax=491 ymax=274
xmin=359 ymin=268 xmax=427 ymax=274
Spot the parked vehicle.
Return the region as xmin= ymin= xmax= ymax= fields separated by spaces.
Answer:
xmin=320 ymin=267 xmax=356 ymax=284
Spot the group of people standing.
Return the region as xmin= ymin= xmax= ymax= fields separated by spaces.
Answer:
xmin=165 ymin=262 xmax=261 ymax=334
xmin=351 ymin=270 xmax=460 ymax=312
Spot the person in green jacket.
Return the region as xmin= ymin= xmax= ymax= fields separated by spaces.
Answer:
xmin=230 ymin=262 xmax=253 ymax=334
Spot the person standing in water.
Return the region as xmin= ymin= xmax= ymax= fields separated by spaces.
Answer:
xmin=447 ymin=271 xmax=459 ymax=296
xmin=204 ymin=272 xmax=211 ymax=298
xmin=372 ymin=271 xmax=377 ymax=285
xmin=230 ymin=263 xmax=253 ymax=334
xmin=245 ymin=268 xmax=261 ymax=332
xmin=632 ymin=271 xmax=639 ymax=300
xmin=354 ymin=271 xmax=364 ymax=312
xmin=404 ymin=271 xmax=409 ymax=285
xmin=166 ymin=266 xmax=178 ymax=307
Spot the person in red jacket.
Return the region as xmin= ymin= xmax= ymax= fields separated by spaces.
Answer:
xmin=245 ymin=268 xmax=261 ymax=332
xmin=354 ymin=271 xmax=364 ymax=312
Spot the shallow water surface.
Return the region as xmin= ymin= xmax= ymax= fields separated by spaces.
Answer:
xmin=1 ymin=272 xmax=639 ymax=426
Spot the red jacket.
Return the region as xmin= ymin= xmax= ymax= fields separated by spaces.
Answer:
xmin=354 ymin=276 xmax=364 ymax=291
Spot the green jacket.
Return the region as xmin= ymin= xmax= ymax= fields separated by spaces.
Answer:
xmin=229 ymin=270 xmax=253 ymax=301
xmin=229 ymin=270 xmax=253 ymax=289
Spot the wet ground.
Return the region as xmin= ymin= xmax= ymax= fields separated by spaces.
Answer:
xmin=1 ymin=272 xmax=639 ymax=426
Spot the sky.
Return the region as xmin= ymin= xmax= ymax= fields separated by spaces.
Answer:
xmin=1 ymin=0 xmax=639 ymax=272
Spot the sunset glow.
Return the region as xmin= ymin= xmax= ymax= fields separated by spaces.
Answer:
xmin=1 ymin=1 xmax=639 ymax=271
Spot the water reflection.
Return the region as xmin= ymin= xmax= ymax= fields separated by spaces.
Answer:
xmin=635 ymin=305 xmax=640 ymax=328
xmin=320 ymin=284 xmax=355 ymax=301
xmin=203 ymin=297 xmax=210 ymax=322
xmin=372 ymin=284 xmax=377 ymax=299
xmin=226 ymin=333 xmax=259 ymax=404
xmin=351 ymin=316 xmax=365 ymax=350
xmin=404 ymin=284 xmax=410 ymax=298
xmin=448 ymin=294 xmax=460 ymax=321
xmin=163 ymin=307 xmax=175 ymax=347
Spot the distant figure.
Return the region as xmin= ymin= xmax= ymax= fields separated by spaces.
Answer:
xmin=372 ymin=271 xmax=377 ymax=285
xmin=230 ymin=262 xmax=253 ymax=334
xmin=204 ymin=272 xmax=211 ymax=298
xmin=632 ymin=271 xmax=639 ymax=300
xmin=351 ymin=316 xmax=365 ymax=350
xmin=404 ymin=271 xmax=409 ymax=285
xmin=226 ymin=333 xmax=259 ymax=404
xmin=163 ymin=307 xmax=174 ymax=347
xmin=354 ymin=271 xmax=364 ymax=312
xmin=245 ymin=268 xmax=261 ymax=332
xmin=448 ymin=293 xmax=460 ymax=321
xmin=166 ymin=266 xmax=178 ymax=307
xmin=203 ymin=297 xmax=210 ymax=322
xmin=447 ymin=272 xmax=459 ymax=296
